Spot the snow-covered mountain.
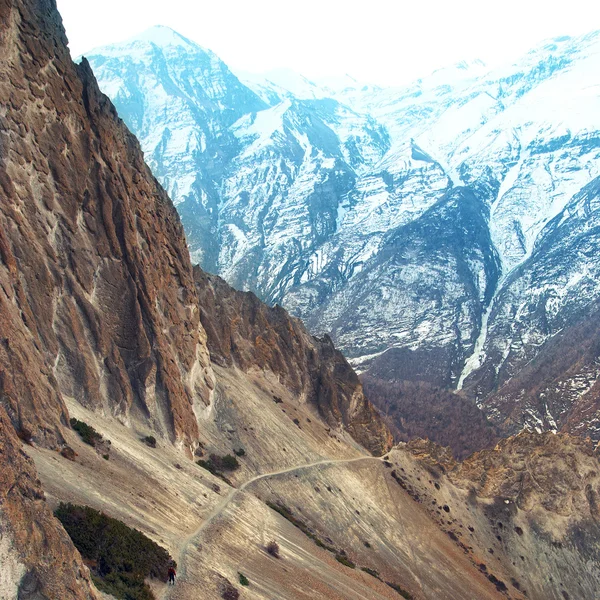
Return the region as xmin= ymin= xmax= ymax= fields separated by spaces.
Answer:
xmin=85 ymin=27 xmax=600 ymax=444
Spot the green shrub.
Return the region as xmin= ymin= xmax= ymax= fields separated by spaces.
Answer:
xmin=386 ymin=582 xmax=413 ymax=599
xmin=214 ymin=454 xmax=240 ymax=471
xmin=335 ymin=554 xmax=355 ymax=569
xmin=55 ymin=503 xmax=174 ymax=600
xmin=238 ymin=572 xmax=249 ymax=586
xmin=70 ymin=418 xmax=103 ymax=447
xmin=197 ymin=459 xmax=218 ymax=476
xmin=142 ymin=436 xmax=157 ymax=448
xmin=361 ymin=567 xmax=380 ymax=579
xmin=197 ymin=454 xmax=240 ymax=477
xmin=234 ymin=448 xmax=245 ymax=457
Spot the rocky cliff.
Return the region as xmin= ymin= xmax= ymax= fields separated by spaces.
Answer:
xmin=0 ymin=407 xmax=99 ymax=600
xmin=194 ymin=268 xmax=392 ymax=455
xmin=0 ymin=0 xmax=215 ymax=449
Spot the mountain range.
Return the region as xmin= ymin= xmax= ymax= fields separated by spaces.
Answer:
xmin=85 ymin=26 xmax=600 ymax=452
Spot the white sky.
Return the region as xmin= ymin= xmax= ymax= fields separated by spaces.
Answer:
xmin=56 ymin=0 xmax=600 ymax=86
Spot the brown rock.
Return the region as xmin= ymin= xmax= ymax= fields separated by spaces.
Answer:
xmin=0 ymin=0 xmax=214 ymax=448
xmin=0 ymin=407 xmax=99 ymax=599
xmin=194 ymin=268 xmax=392 ymax=455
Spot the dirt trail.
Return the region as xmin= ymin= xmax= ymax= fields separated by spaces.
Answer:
xmin=164 ymin=455 xmax=383 ymax=598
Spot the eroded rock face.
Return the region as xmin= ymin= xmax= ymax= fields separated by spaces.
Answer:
xmin=451 ymin=432 xmax=600 ymax=517
xmin=0 ymin=0 xmax=214 ymax=447
xmin=194 ymin=268 xmax=392 ymax=455
xmin=399 ymin=432 xmax=600 ymax=599
xmin=0 ymin=408 xmax=100 ymax=600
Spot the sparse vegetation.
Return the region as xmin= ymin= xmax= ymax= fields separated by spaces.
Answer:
xmin=335 ymin=553 xmax=355 ymax=568
xmin=266 ymin=540 xmax=280 ymax=558
xmin=197 ymin=453 xmax=240 ymax=482
xmin=266 ymin=501 xmax=336 ymax=551
xmin=386 ymin=582 xmax=413 ymax=599
xmin=487 ymin=573 xmax=508 ymax=592
xmin=55 ymin=503 xmax=173 ymax=600
xmin=220 ymin=578 xmax=239 ymax=600
xmin=361 ymin=567 xmax=380 ymax=579
xmin=142 ymin=435 xmax=157 ymax=448
xmin=197 ymin=459 xmax=218 ymax=475
xmin=361 ymin=376 xmax=499 ymax=459
xmin=70 ymin=418 xmax=103 ymax=448
xmin=218 ymin=454 xmax=240 ymax=470
xmin=238 ymin=572 xmax=249 ymax=586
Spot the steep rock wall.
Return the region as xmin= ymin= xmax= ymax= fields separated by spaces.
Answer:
xmin=194 ymin=267 xmax=392 ymax=455
xmin=0 ymin=0 xmax=214 ymax=448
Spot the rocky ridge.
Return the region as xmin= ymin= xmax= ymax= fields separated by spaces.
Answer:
xmin=194 ymin=268 xmax=392 ymax=455
xmin=0 ymin=1 xmax=215 ymax=449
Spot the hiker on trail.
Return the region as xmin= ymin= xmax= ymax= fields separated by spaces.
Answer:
xmin=168 ymin=566 xmax=176 ymax=585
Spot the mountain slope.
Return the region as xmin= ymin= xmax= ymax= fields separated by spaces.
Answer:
xmin=194 ymin=268 xmax=392 ymax=455
xmin=464 ymin=176 xmax=600 ymax=436
xmin=83 ymin=26 xmax=267 ymax=270
xmin=0 ymin=0 xmax=390 ymax=596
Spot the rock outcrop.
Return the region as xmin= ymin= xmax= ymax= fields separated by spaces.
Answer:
xmin=0 ymin=408 xmax=99 ymax=600
xmin=396 ymin=432 xmax=600 ymax=599
xmin=194 ymin=268 xmax=392 ymax=455
xmin=0 ymin=0 xmax=215 ymax=448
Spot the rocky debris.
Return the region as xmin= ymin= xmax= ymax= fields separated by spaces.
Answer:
xmin=0 ymin=0 xmax=214 ymax=447
xmin=0 ymin=407 xmax=100 ymax=600
xmin=194 ymin=268 xmax=393 ymax=456
xmin=451 ymin=431 xmax=600 ymax=517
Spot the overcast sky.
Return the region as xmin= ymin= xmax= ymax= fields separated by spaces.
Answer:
xmin=56 ymin=0 xmax=600 ymax=86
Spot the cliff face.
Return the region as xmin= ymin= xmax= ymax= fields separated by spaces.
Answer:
xmin=0 ymin=408 xmax=99 ymax=600
xmin=194 ymin=268 xmax=392 ymax=455
xmin=0 ymin=0 xmax=215 ymax=448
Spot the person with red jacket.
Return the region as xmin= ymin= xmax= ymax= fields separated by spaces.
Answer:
xmin=168 ymin=566 xmax=176 ymax=585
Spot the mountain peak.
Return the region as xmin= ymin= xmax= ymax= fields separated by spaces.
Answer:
xmin=127 ymin=25 xmax=196 ymax=49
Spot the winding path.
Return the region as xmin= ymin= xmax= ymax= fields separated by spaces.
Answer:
xmin=163 ymin=455 xmax=384 ymax=598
